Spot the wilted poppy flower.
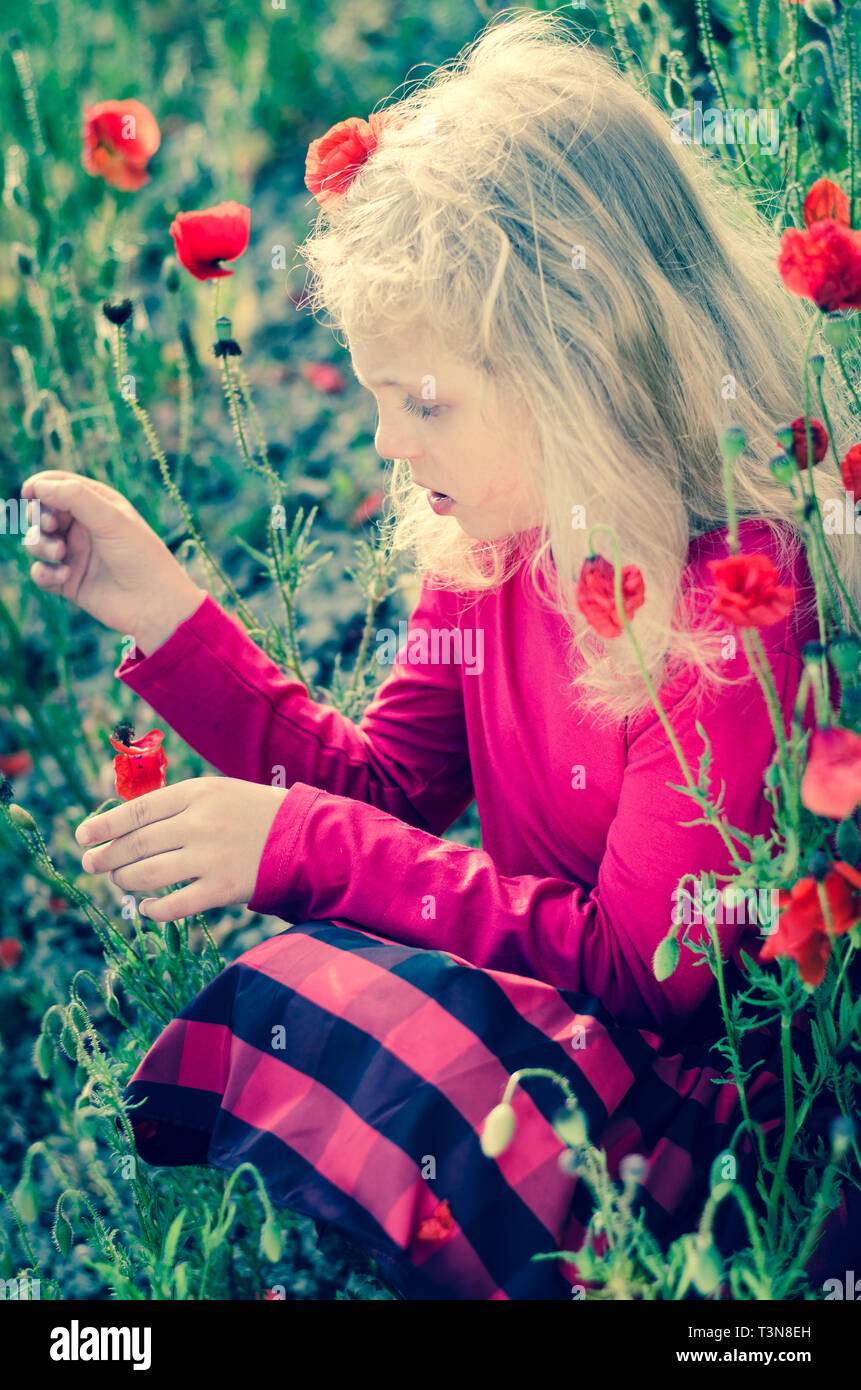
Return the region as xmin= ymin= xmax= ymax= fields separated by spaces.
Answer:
xmin=761 ymin=869 xmax=859 ymax=986
xmin=788 ymin=416 xmax=829 ymax=467
xmin=576 ymin=554 xmax=646 ymax=638
xmin=803 ymin=178 xmax=851 ymax=229
xmin=708 ymin=553 xmax=795 ymax=628
xmin=169 ymin=201 xmax=250 ymax=281
xmin=801 ymin=725 xmax=861 ymax=819
xmin=81 ymin=99 xmax=161 ymax=191
xmin=108 ymin=727 xmax=167 ymax=800
xmin=416 ymin=1197 xmax=455 ymax=1242
xmin=777 ymin=218 xmax=861 ymax=311
xmin=299 ymin=361 xmax=346 ymax=394
xmin=841 ymin=443 xmax=861 ymax=503
xmin=305 ymin=112 xmax=393 ymax=212
xmin=0 ymin=938 xmax=23 ymax=970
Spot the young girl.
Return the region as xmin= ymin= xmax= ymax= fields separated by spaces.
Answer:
xmin=21 ymin=12 xmax=861 ymax=1298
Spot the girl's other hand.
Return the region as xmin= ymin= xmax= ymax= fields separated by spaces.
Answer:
xmin=75 ymin=776 xmax=288 ymax=920
xmin=21 ymin=470 xmax=206 ymax=654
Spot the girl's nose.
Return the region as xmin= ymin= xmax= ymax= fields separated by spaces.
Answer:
xmin=374 ymin=421 xmax=423 ymax=465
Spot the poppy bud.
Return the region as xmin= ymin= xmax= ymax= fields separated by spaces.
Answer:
xmin=164 ymin=920 xmax=181 ymax=955
xmin=810 ymin=354 xmax=825 ymax=379
xmin=7 ymin=803 xmax=37 ymax=831
xmin=764 ymin=761 xmax=782 ymax=790
xmin=480 ymin=1101 xmax=517 ymax=1157
xmin=53 ymin=1210 xmax=73 ymax=1258
xmin=718 ymin=426 xmax=747 ymax=463
xmin=259 ymin=1219 xmax=282 ymax=1262
xmin=801 ymin=640 xmax=826 ymax=665
xmin=13 ymin=1179 xmax=38 ymax=1224
xmin=775 ymin=425 xmax=796 ymax=450
xmin=552 ymin=1099 xmax=589 ymax=1148
xmin=829 ymin=631 xmax=861 ymax=683
xmin=33 ymin=1032 xmax=52 ymax=1080
xmin=558 ymin=1149 xmax=581 ymax=1177
xmin=787 ymin=83 xmax=813 ymax=111
xmin=769 ymin=454 xmax=796 ymax=486
xmin=803 ymin=0 xmax=838 ymax=26
xmin=836 ymin=815 xmax=861 ymax=866
xmin=824 ymin=314 xmax=851 ymax=348
xmin=60 ymin=1024 xmax=77 ymax=1058
xmin=652 ymin=934 xmax=680 ymax=981
xmin=807 ymin=848 xmax=830 ymax=881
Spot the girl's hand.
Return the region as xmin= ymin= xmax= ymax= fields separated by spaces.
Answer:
xmin=75 ymin=777 xmax=288 ymax=921
xmin=21 ymin=469 xmax=206 ymax=654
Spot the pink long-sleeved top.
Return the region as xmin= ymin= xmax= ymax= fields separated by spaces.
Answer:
xmin=116 ymin=519 xmax=820 ymax=1036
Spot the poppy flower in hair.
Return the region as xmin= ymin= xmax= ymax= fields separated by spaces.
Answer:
xmin=305 ymin=111 xmax=394 ymax=212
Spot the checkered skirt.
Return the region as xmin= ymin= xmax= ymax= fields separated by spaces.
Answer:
xmin=124 ymin=919 xmax=805 ymax=1300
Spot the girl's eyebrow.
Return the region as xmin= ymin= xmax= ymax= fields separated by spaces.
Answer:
xmin=352 ymin=367 xmax=411 ymax=390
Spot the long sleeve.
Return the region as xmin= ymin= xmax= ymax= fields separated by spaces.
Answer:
xmin=248 ymin=639 xmax=804 ymax=1033
xmin=115 ymin=580 xmax=474 ymax=836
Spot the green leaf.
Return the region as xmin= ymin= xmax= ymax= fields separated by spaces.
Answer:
xmin=163 ymin=1211 xmax=185 ymax=1268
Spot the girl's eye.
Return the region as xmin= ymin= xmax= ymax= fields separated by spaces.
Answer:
xmin=401 ymin=396 xmax=440 ymax=420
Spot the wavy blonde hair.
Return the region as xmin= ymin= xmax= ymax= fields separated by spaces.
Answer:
xmin=297 ymin=7 xmax=861 ymax=721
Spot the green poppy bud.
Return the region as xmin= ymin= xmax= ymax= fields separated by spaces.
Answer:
xmin=552 ymin=1099 xmax=589 ymax=1148
xmin=59 ymin=1024 xmax=77 ymax=1059
xmin=652 ymin=934 xmax=680 ymax=981
xmin=33 ymin=1032 xmax=53 ymax=1080
xmin=13 ymin=1180 xmax=38 ymax=1224
xmin=7 ymin=803 xmax=37 ymax=831
xmin=829 ymin=632 xmax=861 ymax=684
xmin=769 ymin=454 xmax=796 ymax=486
xmin=837 ymin=816 xmax=861 ymax=866
xmin=824 ymin=314 xmax=851 ymax=348
xmin=803 ymin=0 xmax=838 ymax=26
xmin=775 ymin=425 xmax=796 ymax=450
xmin=718 ymin=426 xmax=747 ymax=463
xmin=259 ymin=1219 xmax=282 ymax=1263
xmin=787 ymin=83 xmax=813 ymax=110
xmin=480 ymin=1101 xmax=517 ymax=1157
xmin=53 ymin=1210 xmax=73 ymax=1258
xmin=163 ymin=920 xmax=181 ymax=955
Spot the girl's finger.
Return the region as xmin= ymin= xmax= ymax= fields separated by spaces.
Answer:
xmin=30 ymin=560 xmax=70 ymax=589
xmin=109 ymin=851 xmax=193 ymax=895
xmin=76 ymin=782 xmax=190 ymax=848
xmin=82 ymin=818 xmax=184 ymax=874
xmin=139 ymin=883 xmax=208 ymax=923
xmin=25 ymin=532 xmax=65 ymax=564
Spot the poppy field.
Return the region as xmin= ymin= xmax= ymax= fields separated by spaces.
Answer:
xmin=1 ymin=0 xmax=861 ymax=1311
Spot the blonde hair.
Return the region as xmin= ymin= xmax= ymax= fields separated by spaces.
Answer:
xmin=297 ymin=7 xmax=861 ymax=721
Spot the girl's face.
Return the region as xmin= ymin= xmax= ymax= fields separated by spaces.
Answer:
xmin=349 ymin=330 xmax=542 ymax=541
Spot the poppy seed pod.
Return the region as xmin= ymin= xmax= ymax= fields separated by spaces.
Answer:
xmin=480 ymin=1101 xmax=517 ymax=1157
xmin=810 ymin=354 xmax=825 ymax=379
xmin=718 ymin=426 xmax=747 ymax=463
xmin=824 ymin=314 xmax=851 ymax=348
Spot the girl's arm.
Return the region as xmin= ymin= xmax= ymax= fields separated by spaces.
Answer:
xmin=116 ymin=577 xmax=474 ymax=837
xmin=245 ymin=635 xmax=802 ymax=1034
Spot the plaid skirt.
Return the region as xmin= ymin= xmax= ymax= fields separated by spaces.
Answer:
xmin=122 ymin=919 xmax=841 ymax=1300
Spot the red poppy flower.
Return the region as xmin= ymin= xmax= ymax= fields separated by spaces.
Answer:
xmin=416 ymin=1197 xmax=455 ymax=1241
xmin=801 ymin=725 xmax=861 ymax=819
xmin=305 ymin=111 xmax=393 ymax=212
xmin=803 ymin=178 xmax=851 ymax=230
xmin=81 ymin=99 xmax=161 ymax=191
xmin=262 ymin=1288 xmax=285 ymax=1300
xmin=576 ymin=555 xmax=646 ymax=638
xmin=708 ymin=553 xmax=796 ymax=628
xmin=777 ymin=218 xmax=861 ymax=312
xmin=841 ymin=444 xmax=861 ymax=503
xmin=761 ymin=870 xmax=859 ymax=987
xmin=299 ymin=362 xmax=346 ymax=394
xmin=0 ymin=938 xmax=23 ymax=970
xmin=0 ymin=751 xmax=32 ymax=778
xmin=108 ymin=728 xmax=168 ymax=800
xmin=169 ymin=201 xmax=251 ymax=281
xmin=788 ymin=416 xmax=829 ymax=468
